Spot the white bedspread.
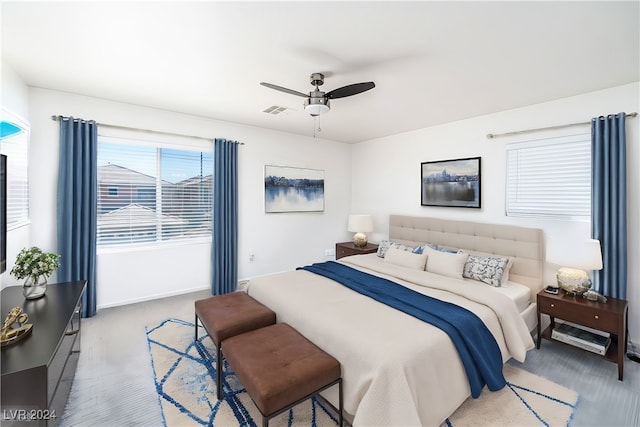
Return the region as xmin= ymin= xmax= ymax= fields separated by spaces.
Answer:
xmin=246 ymin=254 xmax=534 ymax=426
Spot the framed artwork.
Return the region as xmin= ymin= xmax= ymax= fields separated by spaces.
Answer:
xmin=264 ymin=165 xmax=324 ymax=213
xmin=421 ymin=156 xmax=481 ymax=208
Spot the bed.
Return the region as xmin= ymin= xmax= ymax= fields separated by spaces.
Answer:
xmin=246 ymin=215 xmax=543 ymax=426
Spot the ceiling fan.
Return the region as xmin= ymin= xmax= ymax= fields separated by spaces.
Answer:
xmin=260 ymin=73 xmax=375 ymax=117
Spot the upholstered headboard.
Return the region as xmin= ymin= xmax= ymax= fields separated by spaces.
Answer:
xmin=389 ymin=215 xmax=543 ymax=301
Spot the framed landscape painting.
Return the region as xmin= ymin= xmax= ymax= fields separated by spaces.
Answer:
xmin=421 ymin=156 xmax=481 ymax=208
xmin=264 ymin=165 xmax=324 ymax=213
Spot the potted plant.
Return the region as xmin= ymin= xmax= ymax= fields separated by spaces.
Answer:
xmin=10 ymin=247 xmax=61 ymax=299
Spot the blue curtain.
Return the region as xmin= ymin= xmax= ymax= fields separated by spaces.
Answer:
xmin=591 ymin=113 xmax=627 ymax=299
xmin=211 ymin=139 xmax=238 ymax=295
xmin=57 ymin=117 xmax=98 ymax=317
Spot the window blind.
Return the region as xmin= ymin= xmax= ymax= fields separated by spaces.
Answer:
xmin=97 ymin=139 xmax=213 ymax=246
xmin=506 ymin=133 xmax=591 ymax=219
xmin=0 ymin=127 xmax=29 ymax=228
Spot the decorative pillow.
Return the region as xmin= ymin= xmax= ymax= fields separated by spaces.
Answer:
xmin=384 ymin=247 xmax=428 ymax=270
xmin=411 ymin=243 xmax=437 ymax=255
xmin=377 ymin=240 xmax=429 ymax=257
xmin=434 ymin=245 xmax=460 ymax=254
xmin=424 ymin=246 xmax=468 ymax=279
xmin=463 ymin=255 xmax=511 ymax=287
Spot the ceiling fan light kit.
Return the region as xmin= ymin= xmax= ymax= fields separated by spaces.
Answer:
xmin=304 ymin=97 xmax=330 ymax=116
xmin=261 ymin=72 xmax=375 ymax=118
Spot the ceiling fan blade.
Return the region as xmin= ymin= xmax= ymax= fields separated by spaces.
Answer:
xmin=260 ymin=82 xmax=308 ymax=98
xmin=326 ymin=82 xmax=375 ymax=99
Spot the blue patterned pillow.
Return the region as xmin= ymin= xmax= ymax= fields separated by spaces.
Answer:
xmin=411 ymin=243 xmax=437 ymax=255
xmin=435 ymin=245 xmax=460 ymax=254
xmin=463 ymin=255 xmax=511 ymax=287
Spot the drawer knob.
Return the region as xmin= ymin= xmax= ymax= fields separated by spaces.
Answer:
xmin=550 ymin=303 xmax=555 ymax=308
xmin=594 ymin=315 xmax=599 ymax=320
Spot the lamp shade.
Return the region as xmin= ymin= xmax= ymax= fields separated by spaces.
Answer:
xmin=304 ymin=103 xmax=330 ymax=116
xmin=348 ymin=215 xmax=373 ymax=233
xmin=547 ymin=238 xmax=603 ymax=271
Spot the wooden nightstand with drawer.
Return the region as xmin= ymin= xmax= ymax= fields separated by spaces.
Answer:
xmin=335 ymin=242 xmax=378 ymax=260
xmin=536 ymin=289 xmax=628 ymax=380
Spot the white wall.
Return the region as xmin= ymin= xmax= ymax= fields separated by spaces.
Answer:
xmin=0 ymin=61 xmax=31 ymax=289
xmin=14 ymin=75 xmax=640 ymax=346
xmin=351 ymin=82 xmax=640 ymax=344
xmin=28 ymin=88 xmax=351 ymax=308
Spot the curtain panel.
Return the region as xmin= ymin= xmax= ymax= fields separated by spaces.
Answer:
xmin=211 ymin=139 xmax=239 ymax=295
xmin=57 ymin=117 xmax=98 ymax=317
xmin=591 ymin=112 xmax=627 ymax=299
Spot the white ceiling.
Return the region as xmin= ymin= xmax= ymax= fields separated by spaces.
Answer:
xmin=2 ymin=1 xmax=639 ymax=143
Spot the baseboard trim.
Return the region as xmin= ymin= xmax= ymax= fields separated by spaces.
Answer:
xmin=98 ymin=285 xmax=210 ymax=310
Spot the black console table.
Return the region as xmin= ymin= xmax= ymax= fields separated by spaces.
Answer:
xmin=1 ymin=281 xmax=86 ymax=426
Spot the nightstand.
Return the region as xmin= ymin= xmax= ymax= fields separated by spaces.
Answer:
xmin=536 ymin=289 xmax=628 ymax=380
xmin=335 ymin=242 xmax=378 ymax=260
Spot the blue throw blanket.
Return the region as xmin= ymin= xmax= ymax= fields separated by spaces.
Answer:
xmin=298 ymin=261 xmax=506 ymax=397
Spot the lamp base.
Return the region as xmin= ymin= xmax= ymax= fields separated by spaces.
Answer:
xmin=353 ymin=232 xmax=368 ymax=247
xmin=556 ymin=267 xmax=591 ymax=296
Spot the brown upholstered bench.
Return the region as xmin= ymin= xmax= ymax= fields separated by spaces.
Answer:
xmin=223 ymin=322 xmax=343 ymax=427
xmin=194 ymin=292 xmax=276 ymax=399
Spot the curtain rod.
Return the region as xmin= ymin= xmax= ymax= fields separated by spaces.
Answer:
xmin=486 ymin=112 xmax=638 ymax=139
xmin=50 ymin=115 xmax=244 ymax=145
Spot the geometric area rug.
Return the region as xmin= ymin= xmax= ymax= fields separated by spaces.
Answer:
xmin=146 ymin=318 xmax=340 ymax=426
xmin=443 ymin=363 xmax=578 ymax=427
xmin=146 ymin=318 xmax=579 ymax=427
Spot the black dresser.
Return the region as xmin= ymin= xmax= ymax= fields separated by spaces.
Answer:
xmin=1 ymin=281 xmax=86 ymax=426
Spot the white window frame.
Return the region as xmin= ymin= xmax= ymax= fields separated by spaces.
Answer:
xmin=505 ymin=132 xmax=591 ymax=220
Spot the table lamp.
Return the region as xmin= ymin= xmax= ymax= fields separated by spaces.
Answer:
xmin=348 ymin=214 xmax=373 ymax=247
xmin=547 ymin=239 xmax=603 ymax=295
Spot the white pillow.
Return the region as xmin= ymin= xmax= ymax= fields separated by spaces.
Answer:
xmin=384 ymin=247 xmax=428 ymax=270
xmin=424 ymin=246 xmax=468 ymax=279
xmin=501 ymin=257 xmax=514 ymax=286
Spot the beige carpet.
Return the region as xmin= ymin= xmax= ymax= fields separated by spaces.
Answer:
xmin=147 ymin=318 xmax=578 ymax=427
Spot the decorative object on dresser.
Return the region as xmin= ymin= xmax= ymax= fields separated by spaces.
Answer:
xmin=1 ymin=281 xmax=86 ymax=425
xmin=10 ymin=246 xmax=61 ymax=300
xmin=421 ymin=156 xmax=481 ymax=208
xmin=536 ymin=289 xmax=628 ymax=380
xmin=335 ymin=241 xmax=378 ymax=260
xmin=347 ymin=214 xmax=373 ymax=247
xmin=546 ymin=238 xmax=603 ymax=296
xmin=1 ymin=307 xmax=33 ymax=347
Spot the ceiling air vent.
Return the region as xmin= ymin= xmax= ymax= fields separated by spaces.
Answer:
xmin=263 ymin=105 xmax=291 ymax=115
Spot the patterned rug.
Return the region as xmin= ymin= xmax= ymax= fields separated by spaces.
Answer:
xmin=146 ymin=318 xmax=579 ymax=426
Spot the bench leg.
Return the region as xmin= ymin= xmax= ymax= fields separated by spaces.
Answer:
xmin=258 ymin=378 xmax=342 ymax=427
xmin=217 ymin=344 xmax=223 ymax=400
xmin=194 ymin=313 xmax=199 ymax=340
xmin=338 ymin=379 xmax=343 ymax=427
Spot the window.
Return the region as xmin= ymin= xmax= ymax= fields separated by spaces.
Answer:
xmin=97 ymin=138 xmax=213 ymax=246
xmin=0 ymin=111 xmax=29 ymax=229
xmin=506 ymin=133 xmax=591 ymax=219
